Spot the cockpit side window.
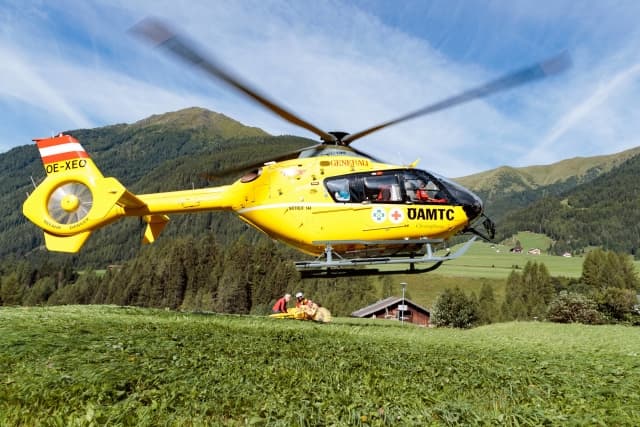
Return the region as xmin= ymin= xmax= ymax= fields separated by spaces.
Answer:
xmin=402 ymin=172 xmax=448 ymax=204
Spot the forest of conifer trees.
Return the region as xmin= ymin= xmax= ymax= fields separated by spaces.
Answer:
xmin=0 ymin=234 xmax=385 ymax=317
xmin=2 ymin=232 xmax=638 ymax=327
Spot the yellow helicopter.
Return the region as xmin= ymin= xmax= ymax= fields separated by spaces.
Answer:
xmin=22 ymin=19 xmax=569 ymax=277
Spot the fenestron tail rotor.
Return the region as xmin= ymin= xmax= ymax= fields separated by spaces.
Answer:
xmin=47 ymin=182 xmax=93 ymax=225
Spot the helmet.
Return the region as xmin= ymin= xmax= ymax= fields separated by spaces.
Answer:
xmin=295 ymin=292 xmax=304 ymax=298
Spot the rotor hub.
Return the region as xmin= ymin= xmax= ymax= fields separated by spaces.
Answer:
xmin=327 ymin=131 xmax=349 ymax=144
xmin=61 ymin=194 xmax=80 ymax=212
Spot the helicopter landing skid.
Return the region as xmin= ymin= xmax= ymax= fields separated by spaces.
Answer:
xmin=295 ymin=236 xmax=476 ymax=278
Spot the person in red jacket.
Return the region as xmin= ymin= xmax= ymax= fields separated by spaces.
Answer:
xmin=272 ymin=293 xmax=291 ymax=313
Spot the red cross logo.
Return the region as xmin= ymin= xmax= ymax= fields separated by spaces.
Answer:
xmin=389 ymin=208 xmax=404 ymax=224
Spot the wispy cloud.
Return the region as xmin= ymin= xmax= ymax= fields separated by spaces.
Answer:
xmin=2 ymin=1 xmax=640 ymax=176
xmin=526 ymin=61 xmax=640 ymax=164
xmin=0 ymin=43 xmax=93 ymax=127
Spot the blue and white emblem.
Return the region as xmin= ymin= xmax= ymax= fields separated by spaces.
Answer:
xmin=371 ymin=206 xmax=386 ymax=223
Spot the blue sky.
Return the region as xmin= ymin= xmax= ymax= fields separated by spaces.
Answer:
xmin=2 ymin=0 xmax=640 ymax=177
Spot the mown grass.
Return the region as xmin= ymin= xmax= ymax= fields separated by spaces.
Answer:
xmin=438 ymin=240 xmax=583 ymax=279
xmin=377 ymin=275 xmax=505 ymax=309
xmin=437 ymin=232 xmax=640 ymax=280
xmin=2 ymin=305 xmax=640 ymax=426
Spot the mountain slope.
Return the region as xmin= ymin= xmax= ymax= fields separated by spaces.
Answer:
xmin=498 ymin=153 xmax=640 ymax=255
xmin=454 ymin=146 xmax=640 ymax=223
xmin=456 ymin=146 xmax=640 ymax=193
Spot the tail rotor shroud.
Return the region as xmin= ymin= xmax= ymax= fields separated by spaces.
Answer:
xmin=47 ymin=182 xmax=93 ymax=225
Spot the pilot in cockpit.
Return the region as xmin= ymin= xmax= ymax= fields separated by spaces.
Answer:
xmin=416 ymin=181 xmax=447 ymax=203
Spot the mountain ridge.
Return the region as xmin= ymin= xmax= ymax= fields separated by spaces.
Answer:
xmin=456 ymin=145 xmax=640 ymax=193
xmin=132 ymin=107 xmax=268 ymax=139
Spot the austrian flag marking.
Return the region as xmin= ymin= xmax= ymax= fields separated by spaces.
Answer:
xmin=35 ymin=134 xmax=88 ymax=165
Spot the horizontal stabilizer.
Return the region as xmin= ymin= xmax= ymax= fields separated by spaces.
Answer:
xmin=90 ymin=177 xmax=142 ymax=219
xmin=117 ymin=188 xmax=146 ymax=209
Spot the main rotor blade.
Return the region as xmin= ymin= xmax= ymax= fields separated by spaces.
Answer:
xmin=342 ymin=52 xmax=571 ymax=145
xmin=131 ymin=18 xmax=335 ymax=143
xmin=203 ymin=143 xmax=324 ymax=179
xmin=202 ymin=142 xmax=384 ymax=179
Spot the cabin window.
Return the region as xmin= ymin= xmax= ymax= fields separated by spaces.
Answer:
xmin=325 ymin=178 xmax=351 ymax=202
xmin=363 ymin=175 xmax=402 ymax=202
xmin=397 ymin=309 xmax=412 ymax=321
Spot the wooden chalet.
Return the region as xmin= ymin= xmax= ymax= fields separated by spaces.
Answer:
xmin=351 ymin=296 xmax=431 ymax=326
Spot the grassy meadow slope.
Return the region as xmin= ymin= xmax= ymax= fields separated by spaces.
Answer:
xmin=2 ymin=306 xmax=639 ymax=425
xmin=388 ymin=230 xmax=640 ymax=309
xmin=439 ymin=235 xmax=583 ymax=279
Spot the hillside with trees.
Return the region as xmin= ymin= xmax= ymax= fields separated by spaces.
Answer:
xmin=456 ymin=146 xmax=640 ymax=223
xmin=0 ymin=234 xmax=383 ymax=317
xmin=497 ymin=152 xmax=640 ymax=256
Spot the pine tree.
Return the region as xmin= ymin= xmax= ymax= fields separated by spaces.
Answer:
xmin=502 ymin=262 xmax=554 ymax=321
xmin=524 ymin=261 xmax=553 ymax=318
xmin=0 ymin=272 xmax=25 ymax=305
xmin=582 ymin=248 xmax=609 ymax=292
xmin=477 ymin=282 xmax=497 ymax=324
xmin=23 ymin=277 xmax=56 ymax=306
xmin=216 ymin=239 xmax=252 ymax=314
xmin=581 ymin=248 xmax=640 ymax=321
xmin=502 ymin=270 xmax=525 ymax=320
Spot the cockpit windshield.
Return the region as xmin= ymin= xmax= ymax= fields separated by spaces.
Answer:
xmin=431 ymin=172 xmax=482 ymax=207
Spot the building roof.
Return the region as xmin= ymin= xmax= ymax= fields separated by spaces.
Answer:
xmin=351 ymin=296 xmax=430 ymax=318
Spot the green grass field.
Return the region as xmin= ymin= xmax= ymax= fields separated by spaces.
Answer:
xmin=376 ymin=233 xmax=580 ymax=308
xmin=2 ymin=306 xmax=639 ymax=426
xmin=438 ymin=240 xmax=584 ymax=279
xmin=377 ymin=274 xmax=505 ymax=310
xmin=427 ymin=231 xmax=640 ymax=280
